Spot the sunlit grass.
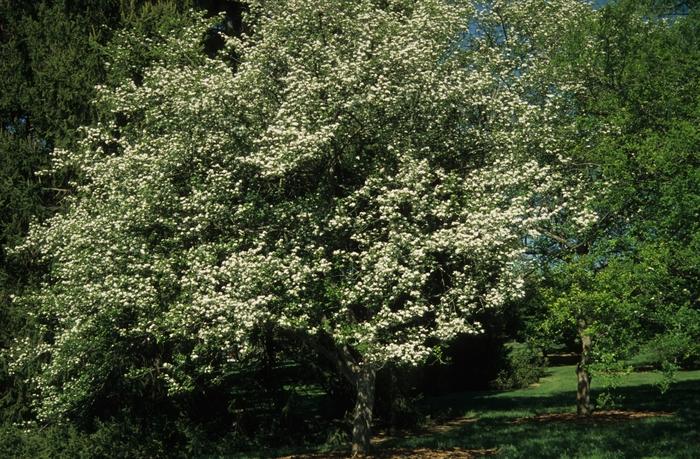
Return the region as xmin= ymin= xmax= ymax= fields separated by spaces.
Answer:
xmin=381 ymin=365 xmax=700 ymax=458
xmin=258 ymin=366 xmax=700 ymax=458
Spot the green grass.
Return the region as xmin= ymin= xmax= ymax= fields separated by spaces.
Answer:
xmin=378 ymin=365 xmax=700 ymax=458
xmin=255 ymin=366 xmax=700 ymax=458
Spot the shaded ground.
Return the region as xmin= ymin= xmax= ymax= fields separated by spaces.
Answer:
xmin=278 ymin=447 xmax=498 ymax=458
xmin=378 ymin=366 xmax=700 ymax=458
xmin=261 ymin=366 xmax=700 ymax=458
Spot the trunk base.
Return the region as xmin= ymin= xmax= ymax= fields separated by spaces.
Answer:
xmin=576 ymin=363 xmax=592 ymax=416
xmin=351 ymin=365 xmax=376 ymax=457
xmin=576 ymin=330 xmax=592 ymax=416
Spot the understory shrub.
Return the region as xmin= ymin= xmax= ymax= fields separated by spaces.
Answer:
xmin=492 ymin=341 xmax=546 ymax=390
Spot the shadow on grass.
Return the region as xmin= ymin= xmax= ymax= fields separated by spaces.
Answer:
xmin=377 ymin=378 xmax=700 ymax=458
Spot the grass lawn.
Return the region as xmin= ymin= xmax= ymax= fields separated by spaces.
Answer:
xmin=262 ymin=366 xmax=700 ymax=458
xmin=377 ymin=366 xmax=700 ymax=458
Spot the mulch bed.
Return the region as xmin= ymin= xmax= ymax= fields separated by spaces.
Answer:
xmin=277 ymin=410 xmax=674 ymax=458
xmin=278 ymin=447 xmax=498 ymax=458
xmin=372 ymin=416 xmax=479 ymax=444
xmin=510 ymin=410 xmax=674 ymax=424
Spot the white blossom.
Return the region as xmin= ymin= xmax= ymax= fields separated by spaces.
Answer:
xmin=7 ymin=0 xmax=600 ymax=421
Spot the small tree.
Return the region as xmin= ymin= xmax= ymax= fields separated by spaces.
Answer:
xmin=10 ymin=0 xmax=596 ymax=454
xmin=535 ymin=0 xmax=700 ymax=416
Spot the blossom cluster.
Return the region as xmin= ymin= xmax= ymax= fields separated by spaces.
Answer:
xmin=8 ymin=0 xmax=600 ymax=420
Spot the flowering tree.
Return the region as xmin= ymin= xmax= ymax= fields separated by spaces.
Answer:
xmin=10 ymin=0 xmax=596 ymax=454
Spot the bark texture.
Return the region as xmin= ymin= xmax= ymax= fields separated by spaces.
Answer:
xmin=576 ymin=322 xmax=593 ymax=416
xmin=351 ymin=365 xmax=376 ymax=457
xmin=310 ymin=336 xmax=377 ymax=456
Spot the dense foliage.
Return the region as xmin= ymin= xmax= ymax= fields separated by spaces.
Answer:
xmin=0 ymin=0 xmax=250 ymax=449
xmin=1 ymin=0 xmax=698 ymax=456
xmin=538 ymin=0 xmax=700 ymax=395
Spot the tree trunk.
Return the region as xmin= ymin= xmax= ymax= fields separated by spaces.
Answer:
xmin=351 ymin=364 xmax=376 ymax=457
xmin=576 ymin=322 xmax=592 ymax=416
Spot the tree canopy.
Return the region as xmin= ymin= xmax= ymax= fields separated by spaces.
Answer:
xmin=7 ymin=0 xmax=601 ymax=453
xmin=1 ymin=0 xmax=699 ymax=456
